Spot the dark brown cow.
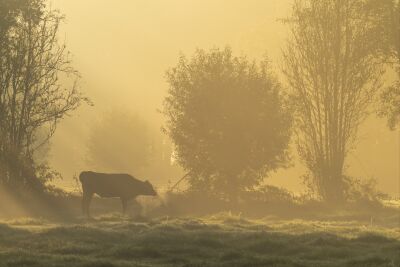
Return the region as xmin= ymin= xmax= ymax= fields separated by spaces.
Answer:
xmin=79 ymin=171 xmax=157 ymax=217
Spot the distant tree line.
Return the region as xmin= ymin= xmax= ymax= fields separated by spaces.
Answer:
xmin=86 ymin=109 xmax=182 ymax=184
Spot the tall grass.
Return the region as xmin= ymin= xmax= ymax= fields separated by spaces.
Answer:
xmin=0 ymin=214 xmax=399 ymax=267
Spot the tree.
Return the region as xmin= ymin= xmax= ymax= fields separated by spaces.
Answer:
xmin=86 ymin=110 xmax=182 ymax=182
xmin=372 ymin=0 xmax=400 ymax=129
xmin=87 ymin=110 xmax=151 ymax=176
xmin=283 ymin=0 xmax=384 ymax=203
xmin=0 ymin=0 xmax=41 ymax=39
xmin=163 ymin=47 xmax=292 ymax=201
xmin=0 ymin=0 xmax=86 ymax=189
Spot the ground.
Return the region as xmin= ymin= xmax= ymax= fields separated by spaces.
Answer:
xmin=0 ymin=213 xmax=399 ymax=267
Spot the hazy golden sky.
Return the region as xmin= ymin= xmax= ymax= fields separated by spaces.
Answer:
xmin=49 ymin=0 xmax=398 ymax=196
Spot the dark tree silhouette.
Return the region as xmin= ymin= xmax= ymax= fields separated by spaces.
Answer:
xmin=0 ymin=0 xmax=86 ymax=189
xmin=283 ymin=0 xmax=385 ymax=203
xmin=163 ymin=47 xmax=292 ymax=201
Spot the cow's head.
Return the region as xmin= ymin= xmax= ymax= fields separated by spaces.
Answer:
xmin=143 ymin=180 xmax=157 ymax=196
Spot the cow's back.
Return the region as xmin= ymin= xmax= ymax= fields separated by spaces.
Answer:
xmin=79 ymin=171 xmax=140 ymax=198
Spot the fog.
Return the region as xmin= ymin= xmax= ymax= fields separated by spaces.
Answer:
xmin=48 ymin=0 xmax=398 ymax=196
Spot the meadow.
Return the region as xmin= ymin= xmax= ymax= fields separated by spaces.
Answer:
xmin=0 ymin=209 xmax=399 ymax=267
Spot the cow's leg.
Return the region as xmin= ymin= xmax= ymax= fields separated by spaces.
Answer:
xmin=82 ymin=191 xmax=94 ymax=218
xmin=121 ymin=197 xmax=128 ymax=215
xmin=131 ymin=198 xmax=142 ymax=216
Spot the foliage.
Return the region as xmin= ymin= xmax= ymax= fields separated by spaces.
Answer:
xmin=379 ymin=82 xmax=400 ymax=129
xmin=363 ymin=0 xmax=399 ymax=60
xmin=373 ymin=0 xmax=400 ymax=129
xmin=283 ymin=0 xmax=385 ymax=203
xmin=344 ymin=176 xmax=389 ymax=202
xmin=243 ymin=185 xmax=295 ymax=203
xmin=35 ymin=164 xmax=62 ymax=186
xmin=86 ymin=109 xmax=182 ymax=181
xmin=163 ymin=47 xmax=292 ymax=200
xmin=87 ymin=110 xmax=151 ymax=175
xmin=0 ymin=0 xmax=86 ymax=189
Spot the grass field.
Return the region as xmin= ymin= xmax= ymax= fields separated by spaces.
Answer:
xmin=0 ymin=212 xmax=399 ymax=267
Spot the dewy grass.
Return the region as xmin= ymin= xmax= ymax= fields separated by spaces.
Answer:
xmin=0 ymin=214 xmax=399 ymax=267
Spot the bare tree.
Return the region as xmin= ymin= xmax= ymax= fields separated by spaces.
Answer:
xmin=0 ymin=1 xmax=86 ymax=188
xmin=373 ymin=0 xmax=400 ymax=129
xmin=283 ymin=0 xmax=384 ymax=203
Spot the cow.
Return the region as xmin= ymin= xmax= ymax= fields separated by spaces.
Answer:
xmin=79 ymin=171 xmax=157 ymax=217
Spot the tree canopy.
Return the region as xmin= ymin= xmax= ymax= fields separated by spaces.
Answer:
xmin=372 ymin=0 xmax=400 ymax=129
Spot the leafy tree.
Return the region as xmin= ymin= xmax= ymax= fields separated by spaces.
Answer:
xmin=380 ymin=83 xmax=400 ymax=129
xmin=86 ymin=110 xmax=182 ymax=183
xmin=0 ymin=0 xmax=41 ymax=38
xmin=163 ymin=47 xmax=292 ymax=201
xmin=283 ymin=0 xmax=384 ymax=203
xmin=87 ymin=110 xmax=151 ymax=176
xmin=0 ymin=0 xmax=86 ymax=189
